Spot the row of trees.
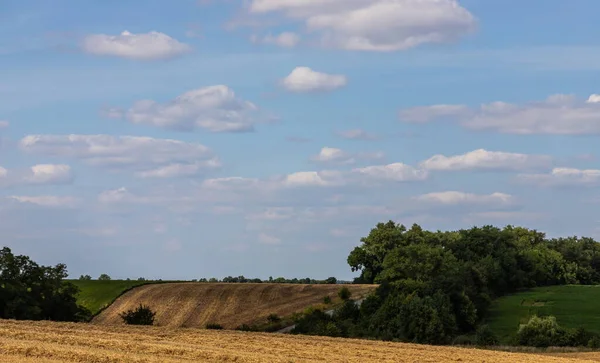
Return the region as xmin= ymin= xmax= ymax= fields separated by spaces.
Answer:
xmin=0 ymin=247 xmax=90 ymax=322
xmin=78 ymin=275 xmax=340 ymax=284
xmin=293 ymin=222 xmax=600 ymax=345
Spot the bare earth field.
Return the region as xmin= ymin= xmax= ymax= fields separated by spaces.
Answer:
xmin=1 ymin=319 xmax=597 ymax=363
xmin=92 ymin=283 xmax=375 ymax=329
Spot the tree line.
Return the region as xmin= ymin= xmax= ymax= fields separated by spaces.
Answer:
xmin=292 ymin=222 xmax=600 ymax=346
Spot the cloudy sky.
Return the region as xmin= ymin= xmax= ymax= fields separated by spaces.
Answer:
xmin=1 ymin=0 xmax=600 ymax=280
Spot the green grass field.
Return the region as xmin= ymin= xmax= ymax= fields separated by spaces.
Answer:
xmin=69 ymin=280 xmax=150 ymax=315
xmin=486 ymin=285 xmax=600 ymax=343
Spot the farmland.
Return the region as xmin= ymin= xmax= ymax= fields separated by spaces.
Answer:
xmin=486 ymin=285 xmax=600 ymax=343
xmin=92 ymin=282 xmax=376 ymax=329
xmin=70 ymin=279 xmax=151 ymax=315
xmin=0 ymin=319 xmax=595 ymax=363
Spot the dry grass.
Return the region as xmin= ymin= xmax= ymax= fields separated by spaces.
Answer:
xmin=92 ymin=283 xmax=376 ymax=329
xmin=1 ymin=319 xmax=595 ymax=363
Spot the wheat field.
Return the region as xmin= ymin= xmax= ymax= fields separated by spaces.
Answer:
xmin=92 ymin=283 xmax=376 ymax=329
xmin=1 ymin=319 xmax=597 ymax=363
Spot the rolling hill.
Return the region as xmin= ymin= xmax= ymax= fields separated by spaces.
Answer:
xmin=70 ymin=280 xmax=151 ymax=315
xmin=487 ymin=285 xmax=600 ymax=343
xmin=0 ymin=319 xmax=593 ymax=363
xmin=92 ymin=283 xmax=376 ymax=329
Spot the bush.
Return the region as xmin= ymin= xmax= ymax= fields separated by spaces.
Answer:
xmin=338 ymin=287 xmax=352 ymax=301
xmin=323 ymin=296 xmax=332 ymax=304
xmin=119 ymin=304 xmax=156 ymax=325
xmin=267 ymin=314 xmax=281 ymax=323
xmin=206 ymin=323 xmax=223 ymax=330
xmin=236 ymin=324 xmax=258 ymax=331
xmin=589 ymin=335 xmax=600 ymax=349
xmin=474 ymin=325 xmax=499 ymax=346
xmin=516 ymin=315 xmax=568 ymax=347
xmin=452 ymin=335 xmax=475 ymax=346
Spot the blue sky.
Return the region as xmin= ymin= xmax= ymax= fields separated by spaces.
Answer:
xmin=1 ymin=0 xmax=600 ymax=280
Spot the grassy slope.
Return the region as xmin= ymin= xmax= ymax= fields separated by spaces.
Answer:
xmin=487 ymin=285 xmax=600 ymax=343
xmin=69 ymin=280 xmax=150 ymax=315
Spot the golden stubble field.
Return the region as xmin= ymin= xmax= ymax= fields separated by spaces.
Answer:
xmin=93 ymin=283 xmax=376 ymax=329
xmin=1 ymin=319 xmax=598 ymax=363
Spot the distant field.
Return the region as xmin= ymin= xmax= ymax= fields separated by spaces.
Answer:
xmin=0 ymin=319 xmax=591 ymax=363
xmin=487 ymin=285 xmax=600 ymax=343
xmin=70 ymin=280 xmax=150 ymax=315
xmin=92 ymin=283 xmax=376 ymax=329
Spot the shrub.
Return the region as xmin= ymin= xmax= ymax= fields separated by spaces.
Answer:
xmin=338 ymin=287 xmax=352 ymax=301
xmin=206 ymin=323 xmax=223 ymax=330
xmin=119 ymin=304 xmax=156 ymax=325
xmin=323 ymin=296 xmax=332 ymax=304
xmin=589 ymin=336 xmax=600 ymax=349
xmin=452 ymin=335 xmax=474 ymax=346
xmin=516 ymin=315 xmax=568 ymax=347
xmin=267 ymin=314 xmax=281 ymax=323
xmin=236 ymin=324 xmax=256 ymax=331
xmin=474 ymin=325 xmax=499 ymax=346
xmin=79 ymin=275 xmax=92 ymax=281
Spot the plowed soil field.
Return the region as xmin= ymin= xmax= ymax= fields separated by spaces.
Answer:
xmin=0 ymin=319 xmax=595 ymax=363
xmin=93 ymin=283 xmax=375 ymax=329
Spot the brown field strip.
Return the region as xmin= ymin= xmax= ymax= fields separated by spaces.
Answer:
xmin=0 ymin=319 xmax=596 ymax=363
xmin=93 ymin=282 xmax=376 ymax=329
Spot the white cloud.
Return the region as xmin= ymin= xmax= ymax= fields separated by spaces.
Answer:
xmin=116 ymin=85 xmax=269 ymax=132
xmin=20 ymin=134 xmax=219 ymax=178
xmin=8 ymin=196 xmax=79 ymax=208
xmin=0 ymin=120 xmax=9 ymax=128
xmin=246 ymin=0 xmax=476 ymax=52
xmin=414 ymin=191 xmax=515 ymax=205
xmin=258 ymin=232 xmax=282 ymax=245
xmin=336 ymin=129 xmax=377 ymax=140
xmin=518 ymin=168 xmax=600 ymax=187
xmin=251 ymin=32 xmax=301 ymax=47
xmin=352 ymin=163 xmax=428 ymax=182
xmin=81 ymin=31 xmax=191 ymax=60
xmin=281 ymin=67 xmax=347 ymax=93
xmin=27 ymin=164 xmax=74 ymax=184
xmin=310 ymin=147 xmax=384 ymax=164
xmin=400 ymin=94 xmax=600 ymax=135
xmin=420 ymin=149 xmax=553 ymax=171
xmin=0 ymin=164 xmax=74 ymax=187
xmin=285 ymin=170 xmax=344 ymax=187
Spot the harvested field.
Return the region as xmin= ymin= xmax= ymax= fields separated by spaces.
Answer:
xmin=0 ymin=319 xmax=594 ymax=363
xmin=93 ymin=283 xmax=376 ymax=329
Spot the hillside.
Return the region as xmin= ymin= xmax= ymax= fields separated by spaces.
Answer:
xmin=92 ymin=283 xmax=376 ymax=329
xmin=487 ymin=285 xmax=600 ymax=343
xmin=0 ymin=319 xmax=593 ymax=363
xmin=70 ymin=280 xmax=150 ymax=315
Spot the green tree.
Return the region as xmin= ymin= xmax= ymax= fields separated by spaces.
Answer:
xmin=98 ymin=274 xmax=111 ymax=281
xmin=0 ymin=247 xmax=90 ymax=322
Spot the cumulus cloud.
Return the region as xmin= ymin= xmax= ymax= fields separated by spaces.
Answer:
xmin=420 ymin=149 xmax=553 ymax=171
xmin=310 ymin=147 xmax=384 ymax=164
xmin=81 ymin=31 xmax=191 ymax=60
xmin=258 ymin=232 xmax=282 ymax=245
xmin=281 ymin=67 xmax=347 ymax=93
xmin=414 ymin=191 xmax=515 ymax=206
xmin=0 ymin=164 xmax=74 ymax=187
xmin=400 ymin=94 xmax=600 ymax=135
xmin=8 ymin=196 xmax=79 ymax=208
xmin=352 ymin=163 xmax=428 ymax=182
xmin=251 ymin=32 xmax=301 ymax=47
xmin=19 ymin=134 xmax=219 ymax=178
xmin=336 ymin=129 xmax=377 ymax=140
xmin=517 ymin=168 xmax=600 ymax=187
xmin=284 ymin=170 xmax=345 ymax=187
xmin=244 ymin=0 xmax=476 ymax=51
xmin=113 ymin=85 xmax=270 ymax=132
